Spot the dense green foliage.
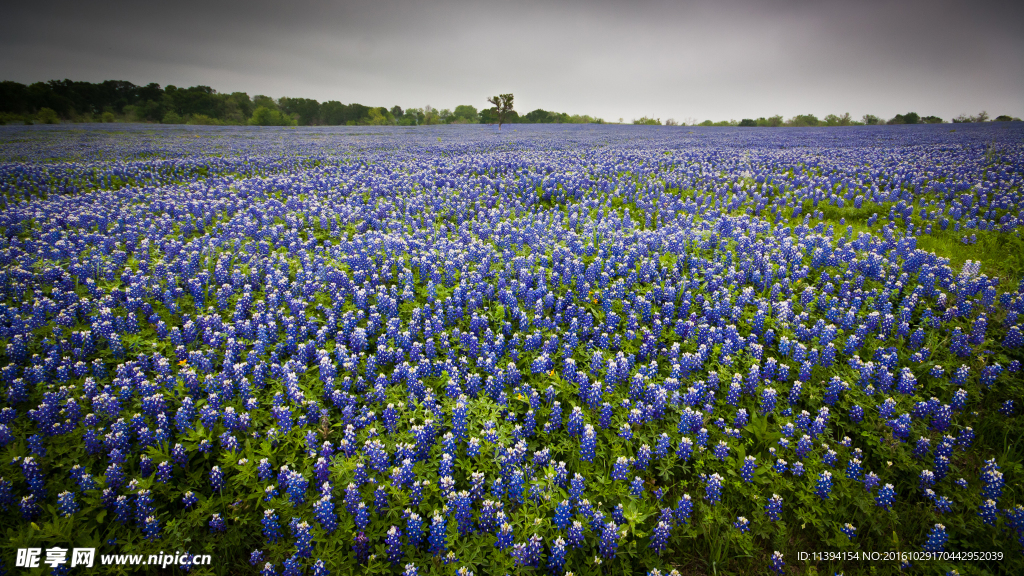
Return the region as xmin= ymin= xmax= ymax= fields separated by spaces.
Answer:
xmin=0 ymin=80 xmax=605 ymax=126
xmin=4 ymin=79 xmax=1016 ymax=129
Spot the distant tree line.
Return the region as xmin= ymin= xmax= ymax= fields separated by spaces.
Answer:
xmin=681 ymin=111 xmax=1019 ymax=127
xmin=0 ymin=80 xmax=605 ymax=126
xmin=481 ymin=107 xmax=603 ymax=125
xmin=3 ymin=80 xmax=1015 ymax=128
xmin=950 ymin=111 xmax=1020 ymax=123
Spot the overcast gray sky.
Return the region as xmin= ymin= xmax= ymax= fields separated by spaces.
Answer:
xmin=2 ymin=0 xmax=1021 ymax=122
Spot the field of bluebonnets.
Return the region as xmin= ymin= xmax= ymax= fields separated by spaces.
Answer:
xmin=0 ymin=122 xmax=1023 ymax=576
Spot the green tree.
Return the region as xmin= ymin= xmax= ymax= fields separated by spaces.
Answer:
xmin=135 ymin=99 xmax=168 ymax=122
xmin=252 ymin=95 xmax=277 ymax=112
xmin=422 ymin=105 xmax=440 ymax=125
xmin=344 ymin=104 xmax=371 ymax=124
xmin=165 ymin=85 xmax=225 ymax=118
xmin=391 ymin=106 xmax=404 ymax=120
xmin=888 ymin=112 xmax=919 ymax=125
xmin=162 ymin=111 xmax=183 ymax=124
xmin=279 ymin=97 xmax=321 ymax=125
xmin=403 ymin=108 xmax=425 ymax=125
xmin=227 ymin=93 xmax=253 ymax=119
xmin=36 ymin=107 xmax=60 ymax=124
xmin=320 ymin=101 xmax=346 ymax=125
xmin=398 ymin=107 xmax=421 ymax=126
xmin=486 ymin=94 xmax=514 ymax=130
xmin=633 ymin=117 xmax=661 ymax=125
xmin=187 ymin=114 xmax=219 ymax=125
xmin=367 ymin=107 xmax=394 ymax=125
xmin=824 ymin=113 xmax=852 ymax=126
xmin=0 ymin=81 xmax=31 ymax=115
xmin=249 ymin=106 xmax=295 ymax=126
xmin=28 ymin=81 xmax=73 ymax=117
xmin=786 ymin=114 xmax=819 ymax=127
xmin=453 ymin=105 xmax=479 ymax=123
xmin=121 ymin=105 xmax=140 ymax=122
xmin=221 ymin=99 xmax=246 ymax=124
xmin=862 ymin=114 xmax=880 ymax=125
xmin=522 ymin=109 xmax=550 ymax=123
xmin=738 ymin=118 xmax=756 ymax=127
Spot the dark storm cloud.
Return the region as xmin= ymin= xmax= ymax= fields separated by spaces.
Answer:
xmin=2 ymin=0 xmax=1021 ymax=121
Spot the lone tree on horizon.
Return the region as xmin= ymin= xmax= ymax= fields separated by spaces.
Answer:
xmin=487 ymin=94 xmax=514 ymax=130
